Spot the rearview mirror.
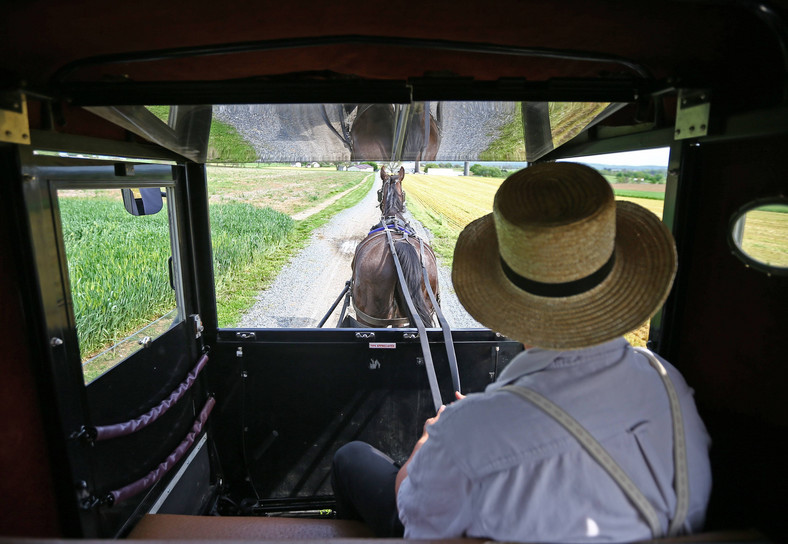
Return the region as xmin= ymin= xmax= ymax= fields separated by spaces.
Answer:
xmin=122 ymin=188 xmax=164 ymax=216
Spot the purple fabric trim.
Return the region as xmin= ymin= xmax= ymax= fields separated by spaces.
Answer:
xmin=109 ymin=396 xmax=215 ymax=505
xmin=95 ymin=354 xmax=209 ymax=441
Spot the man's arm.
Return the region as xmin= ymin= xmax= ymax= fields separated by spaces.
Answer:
xmin=395 ymin=392 xmax=465 ymax=495
xmin=395 ymin=405 xmax=443 ymax=494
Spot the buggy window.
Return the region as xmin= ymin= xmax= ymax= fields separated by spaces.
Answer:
xmin=729 ymin=200 xmax=788 ymax=275
xmin=92 ymin=102 xmax=670 ymax=347
xmin=58 ymin=187 xmax=184 ymax=383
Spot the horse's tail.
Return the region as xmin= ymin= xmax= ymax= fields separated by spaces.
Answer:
xmin=393 ymin=240 xmax=434 ymax=327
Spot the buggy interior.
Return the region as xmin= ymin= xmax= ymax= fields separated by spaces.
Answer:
xmin=1 ymin=1 xmax=787 ymax=542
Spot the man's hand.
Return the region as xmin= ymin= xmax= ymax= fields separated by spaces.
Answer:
xmin=421 ymin=404 xmax=445 ymax=436
xmin=395 ymin=393 xmax=466 ymax=495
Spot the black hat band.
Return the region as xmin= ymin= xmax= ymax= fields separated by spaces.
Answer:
xmin=500 ymin=251 xmax=616 ymax=298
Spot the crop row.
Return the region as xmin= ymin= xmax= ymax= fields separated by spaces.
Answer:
xmin=60 ymin=195 xmax=293 ymax=364
xmin=403 ymin=174 xmax=502 ymax=231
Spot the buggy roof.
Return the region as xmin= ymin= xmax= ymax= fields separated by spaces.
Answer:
xmin=3 ymin=0 xmax=787 ymax=161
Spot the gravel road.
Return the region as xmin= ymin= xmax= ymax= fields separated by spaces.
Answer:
xmin=238 ymin=178 xmax=482 ymax=329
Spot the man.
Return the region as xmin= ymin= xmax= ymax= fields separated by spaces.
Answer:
xmin=332 ymin=162 xmax=712 ymax=542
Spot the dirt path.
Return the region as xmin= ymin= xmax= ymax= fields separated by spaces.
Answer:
xmin=238 ymin=180 xmax=480 ymax=329
xmin=291 ymin=174 xmax=371 ymax=220
xmin=238 ymin=180 xmax=382 ymax=328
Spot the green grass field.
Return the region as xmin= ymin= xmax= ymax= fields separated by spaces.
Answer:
xmin=60 ymin=196 xmax=178 ymax=359
xmin=209 ymin=168 xmax=373 ymax=327
xmin=206 ymin=166 xmax=364 ymax=216
xmin=613 ymin=189 xmax=665 ymax=200
xmin=60 ymin=168 xmax=371 ymax=381
xmin=739 ymin=207 xmax=788 ymax=266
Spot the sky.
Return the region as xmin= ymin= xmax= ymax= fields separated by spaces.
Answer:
xmin=570 ymin=147 xmax=670 ymax=167
xmin=402 ymin=147 xmax=671 ymax=171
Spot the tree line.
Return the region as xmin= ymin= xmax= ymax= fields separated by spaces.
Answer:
xmin=601 ymin=168 xmax=665 ymax=184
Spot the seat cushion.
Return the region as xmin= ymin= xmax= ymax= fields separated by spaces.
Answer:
xmin=127 ymin=514 xmax=375 ymax=540
xmin=127 ymin=515 xmax=765 ymax=542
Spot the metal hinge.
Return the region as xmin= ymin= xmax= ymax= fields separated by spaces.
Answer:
xmin=191 ymin=314 xmax=204 ymax=339
xmin=674 ymin=89 xmax=710 ymax=140
xmin=0 ymin=91 xmax=30 ymax=145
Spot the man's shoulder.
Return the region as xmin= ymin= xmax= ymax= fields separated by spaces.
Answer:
xmin=430 ymin=390 xmax=579 ymax=476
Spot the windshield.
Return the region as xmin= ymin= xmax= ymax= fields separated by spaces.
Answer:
xmin=87 ymin=101 xmax=619 ymax=163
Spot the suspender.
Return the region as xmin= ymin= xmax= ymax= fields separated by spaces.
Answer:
xmin=633 ymin=347 xmax=689 ymax=536
xmin=500 ymin=347 xmax=689 ymax=539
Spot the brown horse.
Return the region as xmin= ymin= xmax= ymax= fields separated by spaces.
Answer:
xmin=350 ymin=167 xmax=439 ymax=327
xmin=350 ymin=103 xmax=441 ymax=161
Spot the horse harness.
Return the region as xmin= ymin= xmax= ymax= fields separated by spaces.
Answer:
xmin=351 ymin=221 xmax=429 ymax=328
xmin=352 ymin=220 xmax=459 ymax=411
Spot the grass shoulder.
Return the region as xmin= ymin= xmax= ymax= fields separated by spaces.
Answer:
xmin=613 ymin=189 xmax=665 ymax=200
xmin=215 ymin=173 xmax=373 ymax=327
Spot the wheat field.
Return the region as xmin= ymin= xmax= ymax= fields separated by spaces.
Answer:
xmin=403 ymin=174 xmax=664 ymax=244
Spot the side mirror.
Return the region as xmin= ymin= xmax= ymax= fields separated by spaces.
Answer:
xmin=122 ymin=188 xmax=164 ymax=216
xmin=728 ymin=197 xmax=788 ymax=275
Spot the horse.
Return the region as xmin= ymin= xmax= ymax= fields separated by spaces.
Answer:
xmin=376 ymin=164 xmax=407 ymax=222
xmin=350 ymin=103 xmax=441 ymax=161
xmin=350 ymin=166 xmax=439 ymax=327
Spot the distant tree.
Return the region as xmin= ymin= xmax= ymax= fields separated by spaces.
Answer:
xmin=470 ymin=164 xmax=504 ymax=178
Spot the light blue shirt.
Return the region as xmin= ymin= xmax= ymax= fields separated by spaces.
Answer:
xmin=397 ymin=338 xmax=712 ymax=542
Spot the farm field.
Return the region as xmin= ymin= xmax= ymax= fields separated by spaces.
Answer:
xmin=739 ymin=206 xmax=788 ymax=266
xmin=59 ymin=195 xmax=179 ymax=375
xmin=206 ymin=165 xmax=365 ymax=215
xmin=60 ymin=165 xmax=784 ymax=369
xmin=59 ymin=167 xmax=370 ymax=382
xmin=403 ymin=174 xmax=666 ymax=265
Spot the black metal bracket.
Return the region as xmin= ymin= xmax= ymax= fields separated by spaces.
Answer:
xmin=0 ymin=90 xmax=30 ymax=144
xmin=76 ymin=480 xmax=112 ymax=510
xmin=79 ymin=493 xmax=113 ymax=510
xmin=70 ymin=425 xmax=97 ymax=446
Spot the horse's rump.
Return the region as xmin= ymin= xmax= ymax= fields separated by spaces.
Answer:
xmin=351 ymin=231 xmax=438 ymax=327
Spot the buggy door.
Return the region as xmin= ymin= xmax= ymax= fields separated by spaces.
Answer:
xmin=17 ymin=139 xmax=217 ymax=538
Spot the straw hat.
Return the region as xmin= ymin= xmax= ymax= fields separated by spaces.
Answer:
xmin=452 ymin=162 xmax=677 ymax=349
